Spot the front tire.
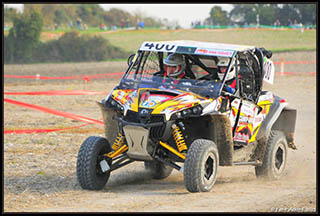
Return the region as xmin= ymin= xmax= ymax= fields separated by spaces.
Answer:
xmin=184 ymin=139 xmax=219 ymax=192
xmin=144 ymin=160 xmax=173 ymax=179
xmin=76 ymin=136 xmax=112 ymax=190
xmin=255 ymin=130 xmax=288 ymax=180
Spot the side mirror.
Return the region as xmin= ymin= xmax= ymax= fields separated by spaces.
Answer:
xmin=127 ymin=54 xmax=136 ymax=66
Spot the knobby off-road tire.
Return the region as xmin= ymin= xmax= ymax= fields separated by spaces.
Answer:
xmin=77 ymin=136 xmax=112 ymax=190
xmin=144 ymin=160 xmax=173 ymax=179
xmin=255 ymin=130 xmax=288 ymax=180
xmin=184 ymin=139 xmax=219 ymax=192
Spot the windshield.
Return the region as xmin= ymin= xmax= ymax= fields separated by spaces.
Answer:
xmin=119 ymin=51 xmax=229 ymax=98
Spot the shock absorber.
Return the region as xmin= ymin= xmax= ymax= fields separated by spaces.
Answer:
xmin=111 ymin=132 xmax=125 ymax=151
xmin=172 ymin=123 xmax=188 ymax=154
xmin=106 ymin=132 xmax=128 ymax=158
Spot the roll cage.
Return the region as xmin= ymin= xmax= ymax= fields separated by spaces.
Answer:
xmin=123 ymin=42 xmax=270 ymax=103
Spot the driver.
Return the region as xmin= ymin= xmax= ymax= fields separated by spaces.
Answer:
xmin=217 ymin=57 xmax=236 ymax=93
xmin=163 ymin=53 xmax=187 ymax=80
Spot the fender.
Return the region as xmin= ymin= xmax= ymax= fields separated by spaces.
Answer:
xmin=97 ymin=100 xmax=119 ymax=143
xmin=256 ymin=95 xmax=297 ymax=148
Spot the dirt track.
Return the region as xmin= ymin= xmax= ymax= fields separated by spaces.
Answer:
xmin=3 ymin=51 xmax=316 ymax=212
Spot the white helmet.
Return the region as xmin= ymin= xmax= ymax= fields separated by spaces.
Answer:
xmin=164 ymin=53 xmax=186 ymax=78
xmin=217 ymin=57 xmax=235 ymax=81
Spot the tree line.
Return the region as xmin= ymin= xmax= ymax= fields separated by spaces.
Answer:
xmin=4 ymin=4 xmax=163 ymax=30
xmin=5 ymin=4 xmax=316 ymax=29
xmin=4 ymin=10 xmax=130 ymax=64
xmin=206 ymin=4 xmax=316 ymax=27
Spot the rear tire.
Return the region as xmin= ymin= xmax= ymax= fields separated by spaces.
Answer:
xmin=144 ymin=160 xmax=173 ymax=179
xmin=255 ymin=130 xmax=288 ymax=180
xmin=77 ymin=136 xmax=112 ymax=190
xmin=184 ymin=139 xmax=219 ymax=192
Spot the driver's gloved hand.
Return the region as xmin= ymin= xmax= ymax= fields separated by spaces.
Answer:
xmin=224 ymin=85 xmax=235 ymax=94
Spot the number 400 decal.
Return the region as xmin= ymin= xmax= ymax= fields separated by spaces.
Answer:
xmin=140 ymin=42 xmax=177 ymax=52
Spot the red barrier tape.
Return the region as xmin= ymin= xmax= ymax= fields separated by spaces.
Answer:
xmin=4 ymin=98 xmax=104 ymax=125
xmin=273 ymin=60 xmax=316 ymax=65
xmin=4 ymin=72 xmax=124 ymax=80
xmin=4 ymin=90 xmax=108 ymax=95
xmin=275 ymin=71 xmax=316 ymax=75
xmin=4 ymin=122 xmax=93 ymax=134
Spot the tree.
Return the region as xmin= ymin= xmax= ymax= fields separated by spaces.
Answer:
xmin=4 ymin=6 xmax=19 ymax=23
xmin=229 ymin=4 xmax=257 ymax=25
xmin=209 ymin=6 xmax=230 ymax=25
xmin=277 ymin=4 xmax=300 ymax=25
xmin=255 ymin=4 xmax=276 ymax=25
xmin=54 ymin=9 xmax=68 ymax=26
xmin=75 ymin=4 xmax=105 ymax=26
xmin=5 ymin=10 xmax=43 ymax=63
xmin=294 ymin=4 xmax=316 ymax=24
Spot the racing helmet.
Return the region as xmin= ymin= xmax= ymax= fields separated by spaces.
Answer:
xmin=217 ymin=57 xmax=235 ymax=81
xmin=164 ymin=53 xmax=186 ymax=78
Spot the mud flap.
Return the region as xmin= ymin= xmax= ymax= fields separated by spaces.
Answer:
xmin=209 ymin=114 xmax=233 ymax=166
xmin=285 ymin=132 xmax=297 ymax=150
xmin=97 ymin=101 xmax=119 ymax=143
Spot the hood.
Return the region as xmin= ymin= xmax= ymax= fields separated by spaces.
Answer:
xmin=111 ymin=88 xmax=213 ymax=120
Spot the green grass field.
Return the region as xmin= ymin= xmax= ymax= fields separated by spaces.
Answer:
xmin=96 ymin=28 xmax=316 ymax=54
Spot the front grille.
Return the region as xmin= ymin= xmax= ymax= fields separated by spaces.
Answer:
xmin=123 ymin=111 xmax=166 ymax=138
xmin=149 ymin=115 xmax=164 ymax=124
xmin=149 ymin=115 xmax=166 ymax=138
xmin=124 ymin=110 xmax=140 ymax=123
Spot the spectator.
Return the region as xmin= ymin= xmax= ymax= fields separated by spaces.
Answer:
xmin=125 ymin=18 xmax=130 ymax=28
xmin=274 ymin=19 xmax=280 ymax=28
xmin=120 ymin=19 xmax=125 ymax=29
xmin=76 ymin=18 xmax=82 ymax=30
xmin=100 ymin=23 xmax=106 ymax=30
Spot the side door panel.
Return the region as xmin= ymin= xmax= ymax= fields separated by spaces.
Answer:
xmin=231 ymin=99 xmax=259 ymax=144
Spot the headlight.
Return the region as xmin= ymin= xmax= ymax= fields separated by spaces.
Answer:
xmin=105 ymin=97 xmax=124 ymax=113
xmin=171 ymin=104 xmax=203 ymax=120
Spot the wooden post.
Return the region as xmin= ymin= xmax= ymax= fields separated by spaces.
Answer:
xmin=36 ymin=73 xmax=40 ymax=85
xmin=280 ymin=57 xmax=285 ymax=76
xmin=83 ymin=76 xmax=90 ymax=90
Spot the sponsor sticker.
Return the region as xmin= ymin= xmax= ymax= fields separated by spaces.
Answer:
xmin=195 ymin=48 xmax=234 ymax=57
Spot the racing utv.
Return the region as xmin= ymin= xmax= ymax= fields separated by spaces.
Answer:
xmin=76 ymin=40 xmax=297 ymax=192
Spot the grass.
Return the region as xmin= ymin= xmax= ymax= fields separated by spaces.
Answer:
xmin=96 ymin=28 xmax=316 ymax=53
xmin=7 ymin=27 xmax=316 ymax=53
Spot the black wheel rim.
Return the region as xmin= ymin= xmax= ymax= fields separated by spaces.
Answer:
xmin=202 ymin=152 xmax=216 ymax=186
xmin=272 ymin=141 xmax=286 ymax=176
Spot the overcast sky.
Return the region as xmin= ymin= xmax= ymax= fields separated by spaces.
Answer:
xmin=5 ymin=3 xmax=234 ymax=28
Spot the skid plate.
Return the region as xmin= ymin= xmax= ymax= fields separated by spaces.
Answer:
xmin=123 ymin=125 xmax=152 ymax=160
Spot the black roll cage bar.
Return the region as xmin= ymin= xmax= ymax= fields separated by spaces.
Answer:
xmin=123 ymin=48 xmax=268 ymax=102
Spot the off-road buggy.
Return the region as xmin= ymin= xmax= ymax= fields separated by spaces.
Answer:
xmin=76 ymin=40 xmax=297 ymax=192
